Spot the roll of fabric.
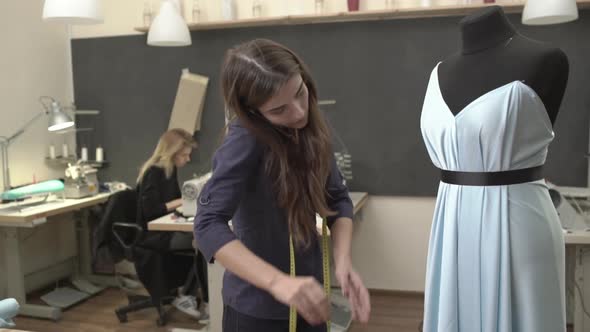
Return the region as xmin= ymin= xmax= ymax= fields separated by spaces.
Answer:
xmin=169 ymin=69 xmax=209 ymax=133
xmin=0 ymin=298 xmax=19 ymax=328
xmin=0 ymin=179 xmax=64 ymax=201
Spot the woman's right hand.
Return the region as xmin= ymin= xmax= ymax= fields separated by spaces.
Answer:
xmin=268 ymin=274 xmax=330 ymax=326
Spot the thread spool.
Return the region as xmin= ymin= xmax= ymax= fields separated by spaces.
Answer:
xmin=62 ymin=143 xmax=69 ymax=158
xmin=96 ymin=146 xmax=104 ymax=162
xmin=81 ymin=147 xmax=88 ymax=161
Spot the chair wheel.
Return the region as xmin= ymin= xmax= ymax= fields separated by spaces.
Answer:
xmin=115 ymin=310 xmax=128 ymax=323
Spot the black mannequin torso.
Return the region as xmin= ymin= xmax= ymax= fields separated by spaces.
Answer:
xmin=437 ymin=6 xmax=568 ymax=125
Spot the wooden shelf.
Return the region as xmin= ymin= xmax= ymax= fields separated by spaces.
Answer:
xmin=45 ymin=156 xmax=77 ymax=165
xmin=45 ymin=157 xmax=108 ymax=168
xmin=135 ymin=1 xmax=590 ymax=32
xmin=81 ymin=160 xmax=109 ymax=168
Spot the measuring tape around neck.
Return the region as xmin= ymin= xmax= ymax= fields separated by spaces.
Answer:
xmin=289 ymin=217 xmax=331 ymax=332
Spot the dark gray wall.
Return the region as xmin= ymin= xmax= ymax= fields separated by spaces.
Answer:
xmin=72 ymin=10 xmax=590 ymax=196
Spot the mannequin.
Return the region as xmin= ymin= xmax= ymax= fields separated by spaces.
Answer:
xmin=420 ymin=6 xmax=569 ymax=332
xmin=438 ymin=6 xmax=568 ymax=124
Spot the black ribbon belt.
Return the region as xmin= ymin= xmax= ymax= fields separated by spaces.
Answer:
xmin=440 ymin=165 xmax=544 ymax=186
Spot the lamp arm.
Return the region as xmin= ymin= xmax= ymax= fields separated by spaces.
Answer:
xmin=5 ymin=111 xmax=46 ymax=144
xmin=62 ymin=104 xmax=100 ymax=115
xmin=1 ymin=96 xmax=58 ymax=191
xmin=39 ymin=96 xmax=55 ymax=113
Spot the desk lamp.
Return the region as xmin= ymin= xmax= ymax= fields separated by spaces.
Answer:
xmin=0 ymin=97 xmax=75 ymax=191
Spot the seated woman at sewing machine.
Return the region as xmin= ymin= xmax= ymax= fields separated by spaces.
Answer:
xmin=137 ymin=128 xmax=207 ymax=319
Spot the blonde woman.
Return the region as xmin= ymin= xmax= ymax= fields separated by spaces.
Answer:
xmin=137 ymin=128 xmax=207 ymax=319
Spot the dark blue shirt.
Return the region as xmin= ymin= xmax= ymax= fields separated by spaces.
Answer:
xmin=194 ymin=120 xmax=353 ymax=320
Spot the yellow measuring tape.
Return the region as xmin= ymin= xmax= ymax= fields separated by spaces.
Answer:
xmin=289 ymin=217 xmax=331 ymax=332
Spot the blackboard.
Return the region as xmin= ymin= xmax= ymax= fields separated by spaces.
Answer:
xmin=72 ymin=10 xmax=590 ymax=196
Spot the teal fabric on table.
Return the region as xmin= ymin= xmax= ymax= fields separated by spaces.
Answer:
xmin=1 ymin=179 xmax=64 ymax=200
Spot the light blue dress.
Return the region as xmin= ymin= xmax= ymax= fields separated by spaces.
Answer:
xmin=420 ymin=63 xmax=565 ymax=332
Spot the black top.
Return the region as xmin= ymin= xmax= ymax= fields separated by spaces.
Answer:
xmin=194 ymin=120 xmax=353 ymax=320
xmin=137 ymin=165 xmax=181 ymax=230
xmin=438 ymin=6 xmax=569 ymax=124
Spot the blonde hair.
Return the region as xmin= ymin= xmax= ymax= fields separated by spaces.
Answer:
xmin=137 ymin=128 xmax=197 ymax=183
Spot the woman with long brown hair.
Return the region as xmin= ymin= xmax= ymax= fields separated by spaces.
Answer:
xmin=194 ymin=39 xmax=370 ymax=331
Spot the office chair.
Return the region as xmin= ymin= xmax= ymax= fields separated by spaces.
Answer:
xmin=112 ymin=216 xmax=173 ymax=326
xmin=101 ymin=189 xmax=197 ymax=326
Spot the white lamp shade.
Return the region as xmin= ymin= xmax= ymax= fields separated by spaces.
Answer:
xmin=48 ymin=118 xmax=74 ymax=132
xmin=48 ymin=102 xmax=75 ymax=132
xmin=43 ymin=0 xmax=103 ymax=24
xmin=522 ymin=0 xmax=578 ymax=25
xmin=147 ymin=0 xmax=192 ymax=47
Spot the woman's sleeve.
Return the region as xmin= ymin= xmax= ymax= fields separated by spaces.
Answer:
xmin=194 ymin=122 xmax=264 ymax=262
xmin=325 ymin=156 xmax=353 ymax=228
xmin=139 ymin=167 xmax=168 ymax=224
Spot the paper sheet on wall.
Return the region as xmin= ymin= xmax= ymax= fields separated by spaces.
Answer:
xmin=168 ymin=69 xmax=209 ymax=133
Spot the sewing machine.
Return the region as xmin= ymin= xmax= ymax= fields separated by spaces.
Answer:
xmin=548 ymin=184 xmax=590 ymax=232
xmin=547 ymin=184 xmax=590 ymax=331
xmin=64 ymin=163 xmax=99 ymax=199
xmin=181 ymin=172 xmax=211 ymax=217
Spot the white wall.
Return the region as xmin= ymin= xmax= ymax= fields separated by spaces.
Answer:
xmin=0 ymin=3 xmax=76 ymax=188
xmin=0 ymin=0 xmax=77 ymax=298
xmin=353 ymin=196 xmax=433 ymax=291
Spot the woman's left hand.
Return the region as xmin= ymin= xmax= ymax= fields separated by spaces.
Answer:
xmin=334 ymin=259 xmax=371 ymax=324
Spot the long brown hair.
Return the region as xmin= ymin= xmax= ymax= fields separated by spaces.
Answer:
xmin=137 ymin=128 xmax=197 ymax=183
xmin=221 ymin=39 xmax=335 ymax=248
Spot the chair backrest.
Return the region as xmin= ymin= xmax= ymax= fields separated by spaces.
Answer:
xmin=93 ymin=189 xmax=138 ymax=263
xmin=107 ymin=189 xmax=138 ymax=223
xmin=101 ymin=189 xmax=151 ymax=294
